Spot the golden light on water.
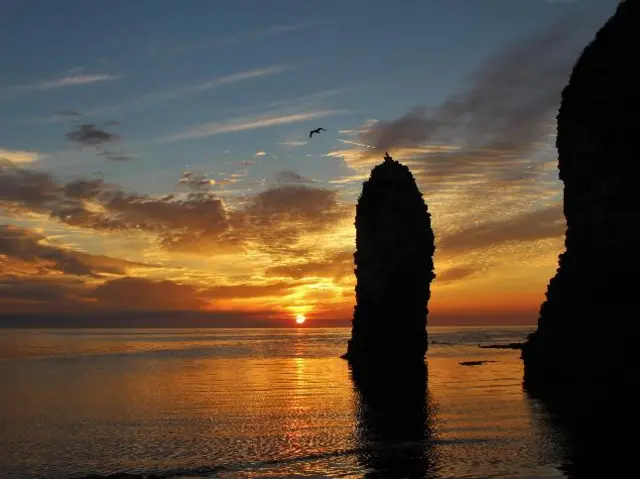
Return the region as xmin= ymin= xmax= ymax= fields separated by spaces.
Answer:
xmin=295 ymin=314 xmax=306 ymax=325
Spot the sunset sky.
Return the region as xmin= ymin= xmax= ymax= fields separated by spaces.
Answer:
xmin=0 ymin=0 xmax=619 ymax=326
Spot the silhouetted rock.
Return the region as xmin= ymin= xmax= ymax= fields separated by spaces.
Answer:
xmin=522 ymin=1 xmax=640 ymax=392
xmin=343 ymin=153 xmax=435 ymax=362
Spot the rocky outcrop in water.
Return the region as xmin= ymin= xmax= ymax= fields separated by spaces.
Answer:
xmin=343 ymin=153 xmax=435 ymax=362
xmin=522 ymin=0 xmax=640 ymax=392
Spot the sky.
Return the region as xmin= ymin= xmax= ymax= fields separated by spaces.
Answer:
xmin=0 ymin=0 xmax=620 ymax=327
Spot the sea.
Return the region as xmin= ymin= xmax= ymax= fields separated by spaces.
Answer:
xmin=0 ymin=326 xmax=578 ymax=479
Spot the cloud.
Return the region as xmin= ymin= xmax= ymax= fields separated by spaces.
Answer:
xmin=254 ymin=151 xmax=267 ymax=157
xmin=241 ymin=184 xmax=350 ymax=255
xmin=0 ymin=148 xmax=42 ymax=164
xmin=264 ymin=251 xmax=353 ymax=281
xmin=279 ymin=140 xmax=308 ymax=146
xmin=159 ymin=110 xmax=348 ymax=142
xmin=93 ymin=277 xmax=209 ymax=311
xmin=66 ymin=124 xmax=119 ymax=147
xmin=1 ymin=161 xmax=350 ymax=257
xmin=0 ymin=224 xmax=148 ymax=277
xmin=54 ymin=110 xmax=82 ymax=118
xmin=178 ymin=171 xmax=216 ymax=191
xmin=102 ymin=154 xmax=132 ymax=161
xmin=0 ymin=276 xmax=89 ymax=311
xmin=222 ymin=21 xmax=322 ymax=46
xmin=42 ymin=67 xmax=286 ymax=120
xmin=327 ymin=173 xmax=370 ymax=185
xmin=120 ymin=66 xmax=286 ymax=107
xmin=434 ymin=265 xmax=483 ymax=285
xmin=204 ymin=281 xmax=295 ymax=299
xmin=438 ymin=204 xmax=565 ymax=254
xmin=3 ymin=74 xmax=122 ymax=93
xmin=162 ymin=21 xmax=323 ymax=56
xmin=349 ymin=14 xmax=596 ymax=191
xmin=275 ymin=170 xmax=315 ymax=184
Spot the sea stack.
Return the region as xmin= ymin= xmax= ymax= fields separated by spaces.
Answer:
xmin=522 ymin=0 xmax=640 ymax=392
xmin=343 ymin=153 xmax=435 ymax=362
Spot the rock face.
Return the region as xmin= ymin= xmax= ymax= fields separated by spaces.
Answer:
xmin=522 ymin=0 xmax=640 ymax=391
xmin=343 ymin=153 xmax=435 ymax=362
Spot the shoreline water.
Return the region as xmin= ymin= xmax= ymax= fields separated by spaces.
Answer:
xmin=1 ymin=325 xmax=575 ymax=479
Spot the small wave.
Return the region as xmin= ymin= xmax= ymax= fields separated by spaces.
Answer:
xmin=60 ymin=437 xmax=492 ymax=479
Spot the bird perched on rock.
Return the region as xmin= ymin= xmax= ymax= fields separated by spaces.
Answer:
xmin=309 ymin=127 xmax=326 ymax=138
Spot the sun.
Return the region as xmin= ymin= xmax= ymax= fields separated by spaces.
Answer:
xmin=295 ymin=314 xmax=306 ymax=325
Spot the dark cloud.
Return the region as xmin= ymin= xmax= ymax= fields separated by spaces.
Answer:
xmin=359 ymin=14 xmax=599 ymax=187
xmin=96 ymin=151 xmax=133 ymax=162
xmin=54 ymin=109 xmax=82 ymax=118
xmin=434 ymin=265 xmax=483 ymax=284
xmin=0 ymin=275 xmax=209 ymax=314
xmin=438 ymin=204 xmax=565 ymax=253
xmin=204 ymin=281 xmax=295 ymax=299
xmin=275 ymin=169 xmax=315 ymax=184
xmin=63 ymin=178 xmax=107 ymax=200
xmin=0 ymin=224 xmax=151 ymax=277
xmin=66 ymin=123 xmax=119 ymax=146
xmin=0 ymin=276 xmax=87 ymax=307
xmin=105 ymin=154 xmax=132 ymax=162
xmin=93 ymin=277 xmax=208 ymax=311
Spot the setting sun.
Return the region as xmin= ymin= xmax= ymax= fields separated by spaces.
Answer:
xmin=295 ymin=314 xmax=306 ymax=325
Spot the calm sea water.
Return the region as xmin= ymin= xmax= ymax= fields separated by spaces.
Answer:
xmin=0 ymin=326 xmax=575 ymax=479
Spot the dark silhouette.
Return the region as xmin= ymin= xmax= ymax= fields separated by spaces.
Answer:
xmin=521 ymin=3 xmax=638 ymax=475
xmin=309 ymin=127 xmax=326 ymax=137
xmin=459 ymin=360 xmax=497 ymax=366
xmin=525 ymin=389 xmax=634 ymax=478
xmin=342 ymin=152 xmax=435 ymax=362
xmin=350 ymin=360 xmax=437 ymax=478
xmin=479 ymin=342 xmax=523 ymax=350
xmin=522 ymin=0 xmax=639 ymax=394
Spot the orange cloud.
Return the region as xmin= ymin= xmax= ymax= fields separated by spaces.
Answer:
xmin=93 ymin=277 xmax=208 ymax=311
xmin=438 ymin=204 xmax=564 ymax=254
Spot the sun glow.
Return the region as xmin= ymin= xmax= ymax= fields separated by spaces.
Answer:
xmin=295 ymin=314 xmax=306 ymax=325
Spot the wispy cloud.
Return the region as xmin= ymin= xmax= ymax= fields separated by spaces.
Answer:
xmin=0 ymin=149 xmax=43 ymax=164
xmin=158 ymin=110 xmax=348 ymax=143
xmin=2 ymin=74 xmax=122 ymax=93
xmin=254 ymin=151 xmax=267 ymax=157
xmin=160 ymin=21 xmax=325 ymax=56
xmin=32 ymin=66 xmax=286 ymax=122
xmin=132 ymin=66 xmax=287 ymax=105
xmin=279 ymin=140 xmax=308 ymax=146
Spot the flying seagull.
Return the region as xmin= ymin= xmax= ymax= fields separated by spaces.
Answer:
xmin=309 ymin=127 xmax=326 ymax=138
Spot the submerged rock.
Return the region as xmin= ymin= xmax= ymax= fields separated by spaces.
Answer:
xmin=459 ymin=360 xmax=498 ymax=366
xmin=480 ymin=342 xmax=523 ymax=350
xmin=522 ymin=0 xmax=640 ymax=391
xmin=343 ymin=153 xmax=435 ymax=362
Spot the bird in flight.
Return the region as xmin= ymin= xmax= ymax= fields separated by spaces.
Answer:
xmin=309 ymin=127 xmax=326 ymax=138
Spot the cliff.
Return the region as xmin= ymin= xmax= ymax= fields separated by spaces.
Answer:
xmin=522 ymin=0 xmax=640 ymax=392
xmin=343 ymin=153 xmax=435 ymax=362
